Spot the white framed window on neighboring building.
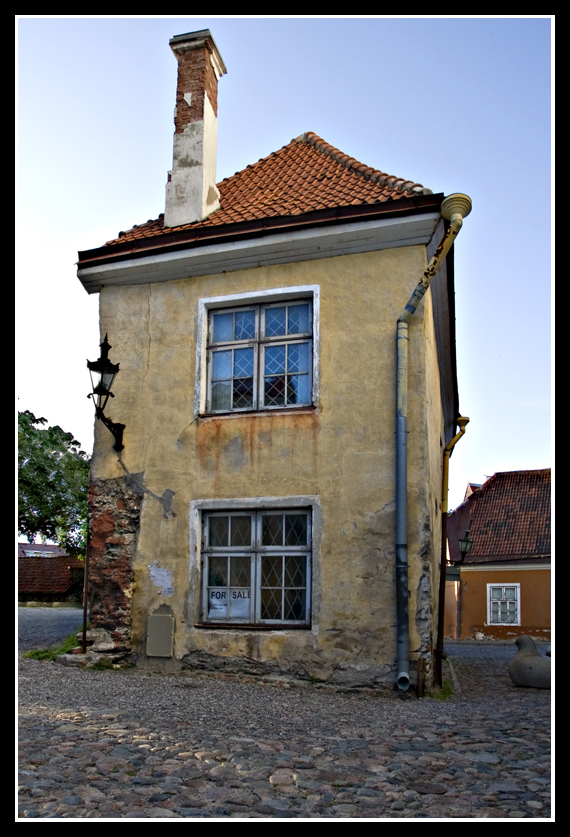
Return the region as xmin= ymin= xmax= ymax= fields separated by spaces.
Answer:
xmin=194 ymin=286 xmax=320 ymax=418
xmin=487 ymin=582 xmax=520 ymax=625
xmin=200 ymin=508 xmax=312 ymax=626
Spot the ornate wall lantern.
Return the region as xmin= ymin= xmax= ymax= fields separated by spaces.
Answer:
xmin=87 ymin=334 xmax=125 ymax=451
xmin=457 ymin=529 xmax=473 ymax=563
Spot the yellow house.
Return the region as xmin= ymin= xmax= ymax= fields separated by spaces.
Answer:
xmin=77 ymin=30 xmax=472 ymax=692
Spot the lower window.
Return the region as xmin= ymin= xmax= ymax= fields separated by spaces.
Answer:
xmin=201 ymin=509 xmax=311 ymax=626
xmin=487 ymin=583 xmax=520 ymax=625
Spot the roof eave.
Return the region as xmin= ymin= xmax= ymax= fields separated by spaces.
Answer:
xmin=77 ymin=193 xmax=444 ymax=271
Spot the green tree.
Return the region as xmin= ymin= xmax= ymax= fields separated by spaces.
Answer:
xmin=18 ymin=410 xmax=90 ymax=557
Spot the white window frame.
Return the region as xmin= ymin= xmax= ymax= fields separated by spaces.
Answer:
xmin=487 ymin=582 xmax=521 ymax=626
xmin=199 ymin=508 xmax=312 ymax=626
xmin=194 ymin=285 xmax=320 ymax=418
xmin=189 ymin=495 xmax=320 ymax=629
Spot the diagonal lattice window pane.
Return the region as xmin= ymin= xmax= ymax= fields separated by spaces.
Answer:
xmin=261 ymin=587 xmax=282 ymax=620
xmin=233 ymin=378 xmax=254 ymax=409
xmin=234 ymin=347 xmax=254 ymax=378
xmin=261 ymin=555 xmax=282 ymax=587
xmin=265 ymin=307 xmax=287 ymax=337
xmin=264 ymin=345 xmax=286 ymax=375
xmin=288 ymin=303 xmax=310 ymax=335
xmin=235 ymin=310 xmax=256 ymax=340
xmin=209 ymin=517 xmax=229 ymax=547
xmin=285 ymin=515 xmax=308 ymax=546
xmin=230 ymin=555 xmax=251 ymax=586
xmin=287 ymin=342 xmax=310 ymax=373
xmin=284 ymin=555 xmax=306 ymax=587
xmin=230 ymin=516 xmax=252 ymax=547
xmin=287 ymin=374 xmax=310 ymax=405
xmin=284 ymin=588 xmax=306 ymax=621
xmin=265 ymin=376 xmax=286 ymax=406
xmin=262 ymin=515 xmax=284 ymax=546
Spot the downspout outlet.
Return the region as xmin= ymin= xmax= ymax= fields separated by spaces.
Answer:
xmin=441 ymin=193 xmax=472 ymax=227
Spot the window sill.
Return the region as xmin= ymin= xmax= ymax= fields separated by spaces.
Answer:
xmin=196 ymin=406 xmax=319 ymax=425
xmin=194 ymin=622 xmax=311 ymax=630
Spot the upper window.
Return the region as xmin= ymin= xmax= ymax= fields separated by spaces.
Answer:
xmin=206 ymin=300 xmax=313 ymax=414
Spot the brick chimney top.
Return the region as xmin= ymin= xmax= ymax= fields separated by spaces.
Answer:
xmin=164 ymin=30 xmax=227 ymax=228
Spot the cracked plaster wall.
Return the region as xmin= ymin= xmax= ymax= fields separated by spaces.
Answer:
xmin=90 ymin=246 xmax=445 ymax=686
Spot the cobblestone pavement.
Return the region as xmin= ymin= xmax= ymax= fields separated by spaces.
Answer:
xmin=18 ymin=641 xmax=551 ymax=820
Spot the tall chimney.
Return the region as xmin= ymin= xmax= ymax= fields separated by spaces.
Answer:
xmin=164 ymin=30 xmax=227 ymax=228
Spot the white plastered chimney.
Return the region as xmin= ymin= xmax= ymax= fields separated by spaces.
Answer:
xmin=164 ymin=30 xmax=227 ymax=228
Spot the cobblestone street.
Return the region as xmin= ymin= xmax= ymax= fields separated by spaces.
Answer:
xmin=18 ymin=628 xmax=551 ymax=820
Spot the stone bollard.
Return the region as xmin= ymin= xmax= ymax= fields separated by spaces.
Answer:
xmin=508 ymin=635 xmax=551 ymax=689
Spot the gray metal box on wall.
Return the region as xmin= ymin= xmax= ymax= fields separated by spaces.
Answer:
xmin=146 ymin=614 xmax=174 ymax=657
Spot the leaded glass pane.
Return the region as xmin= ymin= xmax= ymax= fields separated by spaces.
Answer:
xmin=262 ymin=515 xmax=284 ymax=546
xmin=212 ymin=350 xmax=232 ymax=381
xmin=265 ymin=306 xmax=287 ymax=337
xmin=288 ymin=303 xmax=310 ymax=335
xmin=230 ymin=555 xmax=251 ymax=586
xmin=265 ymin=345 xmax=286 ymax=375
xmin=285 ymin=515 xmax=307 ymax=546
xmin=261 ymin=587 xmax=282 ymax=620
xmin=209 ymin=517 xmax=229 ymax=547
xmin=213 ymin=312 xmax=233 ymax=343
xmin=287 ymin=342 xmax=310 ymax=373
xmin=230 ymin=516 xmax=252 ymax=547
xmin=261 ymin=555 xmax=282 ymax=587
xmin=208 ymin=555 xmax=228 ymax=585
xmin=211 ymin=381 xmax=231 ymax=411
xmin=235 ymin=310 xmax=256 ymax=340
xmin=234 ymin=347 xmax=254 ymax=378
xmin=287 ymin=374 xmax=310 ymax=405
xmin=284 ymin=554 xmax=306 ymax=587
xmin=265 ymin=376 xmax=286 ymax=406
xmin=233 ymin=378 xmax=254 ymax=409
xmin=284 ymin=588 xmax=306 ymax=621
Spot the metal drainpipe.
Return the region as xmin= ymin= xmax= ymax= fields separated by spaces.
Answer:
xmin=434 ymin=416 xmax=469 ymax=687
xmin=395 ymin=193 xmax=472 ymax=691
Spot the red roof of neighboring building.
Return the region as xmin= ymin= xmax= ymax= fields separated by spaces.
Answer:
xmin=18 ymin=543 xmax=84 ymax=595
xmin=104 ymin=132 xmax=432 ymax=247
xmin=448 ymin=469 xmax=551 ymax=564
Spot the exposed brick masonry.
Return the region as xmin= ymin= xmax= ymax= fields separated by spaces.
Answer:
xmin=173 ymin=41 xmax=218 ymax=132
xmin=87 ymin=475 xmax=143 ymax=652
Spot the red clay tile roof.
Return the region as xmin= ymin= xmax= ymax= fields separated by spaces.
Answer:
xmin=18 ymin=544 xmax=84 ymax=595
xmin=448 ymin=469 xmax=551 ymax=564
xmin=106 ymin=132 xmax=432 ymax=246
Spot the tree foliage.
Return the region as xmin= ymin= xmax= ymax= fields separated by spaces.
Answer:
xmin=18 ymin=410 xmax=90 ymax=557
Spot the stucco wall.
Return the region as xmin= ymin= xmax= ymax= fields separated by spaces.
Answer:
xmin=90 ymin=245 xmax=444 ymax=686
xmin=457 ymin=567 xmax=551 ymax=640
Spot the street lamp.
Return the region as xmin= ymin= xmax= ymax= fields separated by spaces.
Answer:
xmin=457 ymin=529 xmax=473 ymax=563
xmin=87 ymin=334 xmax=125 ymax=451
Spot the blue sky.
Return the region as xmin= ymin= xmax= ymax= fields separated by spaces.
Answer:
xmin=16 ymin=16 xmax=552 ymax=511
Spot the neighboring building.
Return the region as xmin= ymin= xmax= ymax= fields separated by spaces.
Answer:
xmin=18 ymin=543 xmax=84 ymax=603
xmin=76 ymin=30 xmax=472 ymax=690
xmin=445 ymin=469 xmax=551 ymax=640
